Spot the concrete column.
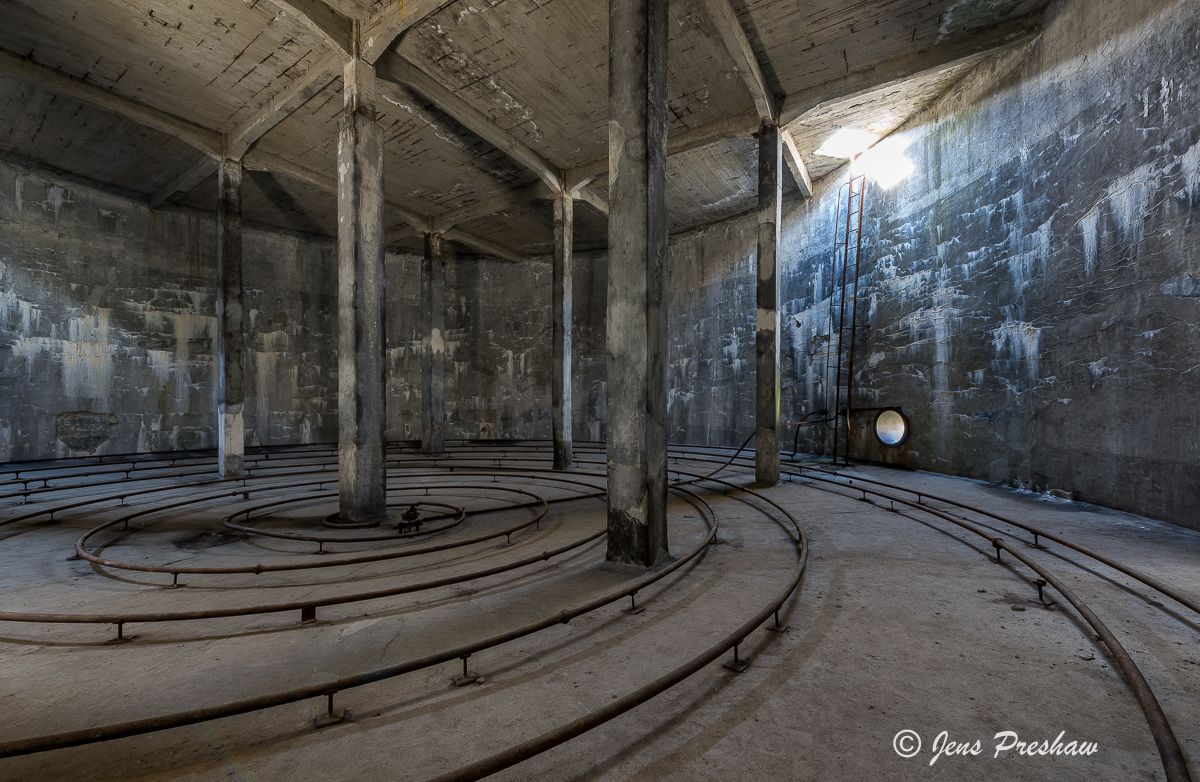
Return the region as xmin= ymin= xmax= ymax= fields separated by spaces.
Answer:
xmin=421 ymin=232 xmax=445 ymax=453
xmin=337 ymin=58 xmax=388 ymax=523
xmin=552 ymin=192 xmax=573 ymax=470
xmin=755 ymin=121 xmax=782 ymax=486
xmin=605 ymin=0 xmax=669 ymax=568
xmin=216 ymin=158 xmax=244 ymax=480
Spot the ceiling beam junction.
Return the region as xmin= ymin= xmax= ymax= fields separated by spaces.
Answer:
xmin=245 ymin=149 xmax=524 ymax=261
xmin=227 ymin=51 xmax=342 ymax=160
xmin=698 ymin=0 xmax=820 ymax=198
xmin=359 ymin=0 xmax=455 ymax=64
xmin=268 ymin=0 xmax=354 ymax=57
xmin=698 ymin=0 xmax=776 ymax=122
xmin=781 ymin=128 xmax=813 ymax=198
xmin=2 ymin=0 xmax=1042 ymax=258
xmin=376 ymin=50 xmax=562 ymax=192
xmin=150 ymin=156 xmax=218 ymax=209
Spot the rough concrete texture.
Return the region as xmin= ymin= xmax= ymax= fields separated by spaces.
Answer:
xmin=336 ymin=58 xmax=388 ymax=522
xmin=604 ymin=0 xmax=671 ymax=567
xmin=774 ymin=0 xmax=1200 ymax=530
xmin=387 ymin=250 xmax=558 ymax=444
xmin=0 ymin=155 xmax=338 ymax=460
xmin=755 ymin=122 xmax=782 ymax=486
xmin=0 ymin=156 xmax=572 ymax=461
xmin=4 ymin=0 xmax=1195 ymax=538
xmin=569 ymin=248 xmax=611 ymax=445
xmin=420 ymin=232 xmax=446 ymax=454
xmin=553 ymin=192 xmax=574 ymax=470
xmin=572 ymin=219 xmax=759 ymax=451
xmin=1 ymin=455 xmax=1196 ymax=780
xmin=216 ymin=158 xmax=245 ymax=480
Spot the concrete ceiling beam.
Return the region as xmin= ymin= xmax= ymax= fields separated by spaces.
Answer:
xmin=698 ymin=0 xmax=776 ymax=122
xmin=0 ymin=47 xmax=225 ymax=158
xmin=376 ymin=50 xmax=563 ymax=191
xmin=244 ymin=148 xmax=336 ymax=193
xmin=150 ymin=51 xmax=342 ymax=207
xmin=359 ymin=0 xmax=452 ymax=65
xmin=269 ymin=0 xmax=354 ymax=57
xmin=779 ymin=12 xmax=1045 ymax=127
xmin=781 ymin=128 xmax=813 ymax=198
xmin=245 ymin=148 xmax=427 ymax=232
xmin=227 ymin=51 xmax=342 ymax=160
xmin=572 ymin=185 xmax=609 ymax=218
xmin=151 ymin=155 xmax=218 ymax=209
xmin=699 ymin=0 xmax=823 ymax=199
xmin=432 ymin=181 xmax=552 ymax=233
xmin=247 ymin=149 xmax=524 ymax=262
xmin=443 ymin=227 xmax=525 ymax=263
xmin=567 ymin=108 xmax=759 ymax=190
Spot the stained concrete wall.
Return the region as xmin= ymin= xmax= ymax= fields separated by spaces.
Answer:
xmin=385 ymin=252 xmax=555 ymax=442
xmin=5 ymin=0 xmax=1196 ymax=532
xmin=0 ymin=156 xmax=560 ymax=460
xmin=570 ymin=231 xmax=758 ymax=451
xmin=778 ymin=0 xmax=1200 ymax=530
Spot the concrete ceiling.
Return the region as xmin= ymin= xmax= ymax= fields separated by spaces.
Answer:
xmin=0 ymin=0 xmax=1050 ymax=258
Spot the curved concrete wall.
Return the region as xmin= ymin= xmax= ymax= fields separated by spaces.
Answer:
xmin=777 ymin=0 xmax=1199 ymax=529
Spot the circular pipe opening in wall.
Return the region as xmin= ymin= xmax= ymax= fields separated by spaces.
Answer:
xmin=874 ymin=409 xmax=909 ymax=447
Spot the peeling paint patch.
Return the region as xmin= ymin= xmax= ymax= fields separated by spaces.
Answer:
xmin=1079 ymin=207 xmax=1101 ymax=279
xmin=1160 ymin=275 xmax=1200 ymax=297
xmin=55 ymin=411 xmax=118 ymax=453
xmin=41 ymin=185 xmax=73 ymax=222
xmin=1182 ymin=140 xmax=1200 ymax=203
xmin=1107 ymin=163 xmax=1159 ymax=250
xmin=991 ymin=320 xmax=1042 ymax=385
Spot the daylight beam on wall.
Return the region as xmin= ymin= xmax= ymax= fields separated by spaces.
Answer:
xmin=562 ymin=14 xmax=1042 ymax=199
xmin=0 ymin=47 xmax=224 ymax=158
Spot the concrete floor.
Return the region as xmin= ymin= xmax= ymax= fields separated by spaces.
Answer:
xmin=0 ymin=449 xmax=1197 ymax=781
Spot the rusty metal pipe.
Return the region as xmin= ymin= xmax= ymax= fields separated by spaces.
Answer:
xmin=0 ymin=485 xmax=721 ymax=758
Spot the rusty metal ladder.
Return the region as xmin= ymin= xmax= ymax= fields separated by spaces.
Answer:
xmin=824 ymin=174 xmax=868 ymax=465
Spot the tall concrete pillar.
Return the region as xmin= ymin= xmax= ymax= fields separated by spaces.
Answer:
xmin=756 ymin=121 xmax=782 ymax=486
xmin=552 ymin=192 xmax=573 ymax=470
xmin=337 ymin=58 xmax=388 ymax=523
xmin=421 ymin=232 xmax=445 ymax=453
xmin=605 ymin=0 xmax=669 ymax=568
xmin=216 ymin=158 xmax=244 ymax=480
